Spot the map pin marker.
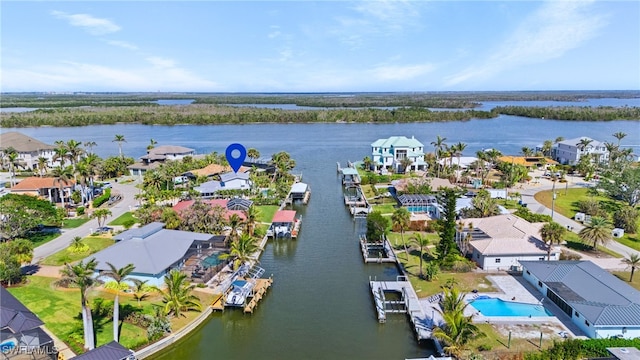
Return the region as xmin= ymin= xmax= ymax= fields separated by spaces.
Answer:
xmin=225 ymin=143 xmax=247 ymax=173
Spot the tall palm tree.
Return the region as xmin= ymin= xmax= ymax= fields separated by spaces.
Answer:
xmin=226 ymin=213 xmax=245 ymax=244
xmin=542 ymin=140 xmax=553 ymax=157
xmin=219 ymin=233 xmax=260 ymax=270
xmin=391 ymin=208 xmax=411 ymax=257
xmin=613 ymin=131 xmax=627 ymax=146
xmin=83 ymin=141 xmax=97 ymax=155
xmin=161 ymin=269 xmax=202 ymax=318
xmin=53 ymin=141 xmax=68 ymax=167
xmin=577 ymin=138 xmax=594 ymax=153
xmin=521 ymin=147 xmax=534 ymax=157
xmin=37 ymin=156 xmax=49 ymax=177
xmin=51 ymin=165 xmax=74 ymax=208
xmin=247 ymin=148 xmax=260 ymax=162
xmin=621 ymin=253 xmax=640 ymax=282
xmin=113 ymin=134 xmax=126 ymax=159
xmin=66 ymin=139 xmax=84 ymax=167
xmin=410 ymin=233 xmax=431 ymax=278
xmin=55 ymin=258 xmax=100 ymax=350
xmin=99 ymin=262 xmax=136 ymax=342
xmin=431 ymin=136 xmax=447 ymax=178
xmin=243 ymin=206 xmax=261 ymax=236
xmin=399 ymin=157 xmax=413 ymax=173
xmin=3 ymin=147 xmax=21 ymax=186
xmin=579 ymin=217 xmax=612 ymax=251
xmin=539 ymin=221 xmax=566 ymax=261
xmin=92 ymin=208 xmax=112 ymax=228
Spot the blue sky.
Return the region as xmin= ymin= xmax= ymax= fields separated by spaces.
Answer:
xmin=2 ymin=1 xmax=639 ymax=92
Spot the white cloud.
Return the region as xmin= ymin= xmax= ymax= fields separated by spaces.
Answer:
xmin=51 ymin=11 xmax=121 ymax=35
xmin=352 ymin=0 xmax=420 ymax=31
xmin=445 ymin=0 xmax=606 ymax=86
xmin=370 ymin=63 xmax=436 ymax=81
xmin=146 ymin=56 xmax=176 ymax=69
xmin=105 ymin=40 xmax=138 ymax=50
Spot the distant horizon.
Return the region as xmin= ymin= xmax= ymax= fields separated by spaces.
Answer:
xmin=2 ymin=1 xmax=639 ymax=92
xmin=3 ymin=90 xmax=640 ymax=95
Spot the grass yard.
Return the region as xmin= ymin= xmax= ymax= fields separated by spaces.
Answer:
xmin=108 ymin=211 xmax=136 ymax=226
xmin=611 ymin=271 xmax=640 ymax=291
xmin=41 ymin=237 xmax=115 ymax=266
xmin=466 ymin=323 xmax=556 ymax=358
xmin=63 ymin=217 xmax=91 ymax=228
xmin=535 ymin=188 xmax=640 ymax=251
xmin=7 ymin=277 xmax=149 ymax=354
xmin=257 ymin=205 xmax=279 ymax=223
xmin=371 ymin=203 xmax=396 ymax=215
xmin=563 ymin=232 xmax=622 ymax=258
xmin=29 ymin=231 xmax=61 ymax=247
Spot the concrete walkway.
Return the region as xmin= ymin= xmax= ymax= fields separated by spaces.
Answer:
xmin=517 ymin=171 xmax=638 ymax=269
xmin=32 ymin=178 xmax=142 ymax=263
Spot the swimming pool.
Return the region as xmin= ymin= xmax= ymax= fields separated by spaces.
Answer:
xmin=469 ymin=298 xmax=552 ymax=317
xmin=406 ymin=205 xmax=437 ymax=214
xmin=202 ymin=252 xmax=223 ymax=268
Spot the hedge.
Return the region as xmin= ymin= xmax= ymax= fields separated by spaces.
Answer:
xmin=92 ymin=188 xmax=111 ymax=208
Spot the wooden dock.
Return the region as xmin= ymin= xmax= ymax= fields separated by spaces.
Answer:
xmin=244 ymin=277 xmax=273 ymax=314
xmin=211 ymin=294 xmax=225 ymax=311
xmin=369 ymin=278 xmax=434 ymax=341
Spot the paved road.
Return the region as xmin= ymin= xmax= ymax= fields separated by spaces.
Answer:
xmin=517 ymin=174 xmax=638 ymax=269
xmin=32 ymin=178 xmax=142 ymax=263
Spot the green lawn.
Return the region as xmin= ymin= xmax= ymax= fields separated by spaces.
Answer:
xmin=563 ymin=232 xmax=622 ymax=258
xmin=7 ymin=277 xmax=149 ymax=354
xmin=535 ymin=188 xmax=640 ymax=251
xmin=108 ymin=211 xmax=136 ymax=226
xmin=41 ymin=237 xmax=115 ymax=266
xmin=371 ymin=203 xmax=397 ymax=215
xmin=612 ymin=271 xmax=640 ymax=291
xmin=63 ymin=217 xmax=91 ymax=228
xmin=257 ymin=205 xmax=279 ymax=223
xmin=29 ymin=232 xmax=61 ymax=247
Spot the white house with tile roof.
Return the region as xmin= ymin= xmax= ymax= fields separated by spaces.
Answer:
xmin=521 ymin=260 xmax=640 ymax=339
xmin=555 ymin=137 xmax=609 ymax=165
xmin=371 ymin=136 xmax=427 ymax=172
xmin=455 ymin=214 xmax=558 ymax=270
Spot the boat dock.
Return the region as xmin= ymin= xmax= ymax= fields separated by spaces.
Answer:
xmin=360 ymin=236 xmax=397 ymax=263
xmin=369 ymin=277 xmax=434 ymax=341
xmin=244 ymin=277 xmax=273 ymax=313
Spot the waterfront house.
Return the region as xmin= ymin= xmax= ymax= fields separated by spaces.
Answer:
xmin=498 ymin=156 xmax=557 ymax=169
xmin=172 ymin=198 xmax=250 ymax=220
xmin=267 ymin=210 xmax=300 ymax=239
xmin=521 ymin=260 xmax=640 ymax=339
xmin=9 ymin=176 xmax=74 ymax=204
xmin=397 ymin=194 xmax=441 ymax=219
xmin=185 ymin=163 xmax=250 ymax=179
xmin=456 ymin=214 xmax=557 ymax=270
xmin=128 ymin=145 xmax=195 ymax=176
xmin=0 ymin=132 xmax=58 ymax=171
xmin=90 ymin=222 xmax=225 ymax=286
xmin=371 ymin=136 xmax=427 ymax=172
xmin=70 ymin=341 xmax=134 ymax=360
xmin=555 ymin=137 xmax=609 ymax=165
xmin=193 ymin=171 xmax=252 ymax=197
xmin=0 ymin=287 xmax=55 ymax=359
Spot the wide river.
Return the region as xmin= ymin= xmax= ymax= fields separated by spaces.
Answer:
xmin=4 ymin=111 xmax=640 ymax=359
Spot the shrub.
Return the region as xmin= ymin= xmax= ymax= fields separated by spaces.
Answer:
xmin=122 ymin=218 xmax=136 ymax=229
xmin=92 ymin=188 xmax=111 ymax=208
xmin=125 ymin=312 xmax=151 ymax=327
xmin=514 ymin=207 xmax=552 ymax=223
xmin=76 ymin=206 xmax=85 ymax=215
xmin=477 ymin=344 xmax=492 ymax=351
xmin=103 ymin=280 xmax=131 ymax=292
xmin=91 ymin=297 xmax=113 ymax=318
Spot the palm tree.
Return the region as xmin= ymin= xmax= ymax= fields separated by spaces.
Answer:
xmin=542 ymin=140 xmax=553 ymax=157
xmin=92 ymin=208 xmax=112 ymax=228
xmin=432 ymin=287 xmax=484 ymax=358
xmin=453 ymin=142 xmax=467 ymax=181
xmin=70 ymin=236 xmax=87 ymax=252
xmin=362 ymin=156 xmax=372 ymax=171
xmin=521 ymin=147 xmax=534 ymax=157
xmin=37 ymin=156 xmax=49 ymax=177
xmin=410 ymin=233 xmax=431 ymax=278
xmin=51 ymin=165 xmax=74 ymax=208
xmin=391 ymin=208 xmax=411 ymax=257
xmin=219 ymin=233 xmax=260 ymax=270
xmin=399 ymin=157 xmax=413 ymax=173
xmin=431 ymin=136 xmax=447 ymax=177
xmin=99 ymin=262 xmax=136 ymax=342
xmin=132 ymin=279 xmax=157 ymax=307
xmin=3 ymin=147 xmax=21 ymax=186
xmin=539 ymin=222 xmax=566 ymax=261
xmin=613 ymin=131 xmax=627 ymax=146
xmin=577 ymin=137 xmax=594 ymax=153
xmin=147 ymin=138 xmax=158 ymax=151
xmin=579 ymin=217 xmax=613 ymax=251
xmin=66 ymin=139 xmax=84 ymax=167
xmin=53 ymin=141 xmax=68 ymax=167
xmin=55 ymin=258 xmax=100 ymax=350
xmin=84 ymin=141 xmax=97 ymax=155
xmin=226 ymin=213 xmax=245 ymax=244
xmin=243 ymin=206 xmax=261 ymax=236
xmin=621 ymin=253 xmax=640 ymax=282
xmin=113 ymin=134 xmax=126 ymax=158
xmin=161 ymin=269 xmax=202 ymax=317
xmin=247 ymin=148 xmax=260 ymax=162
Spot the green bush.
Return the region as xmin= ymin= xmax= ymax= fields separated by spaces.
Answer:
xmin=76 ymin=206 xmax=85 ymax=215
xmin=524 ymin=338 xmax=640 ymax=360
xmin=477 ymin=344 xmax=492 ymax=351
xmin=103 ymin=281 xmax=131 ymax=292
xmin=514 ymin=207 xmax=552 ymax=223
xmin=122 ymin=219 xmax=136 ymax=229
xmin=92 ymin=188 xmax=111 ymax=208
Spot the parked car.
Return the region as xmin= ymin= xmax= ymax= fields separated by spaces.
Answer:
xmin=95 ymin=226 xmax=113 ymax=234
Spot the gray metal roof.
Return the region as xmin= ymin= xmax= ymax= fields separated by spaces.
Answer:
xmin=71 ymin=340 xmax=133 ymax=360
xmin=220 ymin=171 xmax=249 ymax=182
xmin=520 ymin=261 xmax=640 ymax=326
xmin=113 ymin=222 xmax=164 ymax=241
xmin=0 ymin=287 xmax=45 ymax=334
xmin=226 ymin=198 xmax=253 ymax=210
xmin=93 ymin=224 xmax=213 ymax=275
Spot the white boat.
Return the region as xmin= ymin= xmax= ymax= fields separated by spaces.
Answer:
xmin=225 ymin=279 xmax=255 ymax=307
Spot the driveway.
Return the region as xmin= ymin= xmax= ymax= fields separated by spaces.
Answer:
xmin=32 ymin=178 xmax=142 ymax=263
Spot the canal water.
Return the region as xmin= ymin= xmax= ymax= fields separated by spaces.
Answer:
xmin=3 ymin=110 xmax=639 ymax=359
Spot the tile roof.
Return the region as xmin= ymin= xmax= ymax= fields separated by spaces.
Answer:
xmin=520 ymin=260 xmax=640 ymax=326
xmin=272 ymin=210 xmax=296 ymax=223
xmin=71 ymin=340 xmax=134 ymax=360
xmin=10 ymin=177 xmax=74 ymax=190
xmin=460 ymin=214 xmax=547 ymax=256
xmin=188 ymin=163 xmax=231 ymax=177
xmin=0 ymin=132 xmax=54 ymax=152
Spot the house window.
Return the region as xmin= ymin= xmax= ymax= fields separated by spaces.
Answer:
xmin=539 ymin=257 xmax=545 ymax=261
xmin=575 ymin=311 xmax=579 ymax=318
xmin=495 ymin=258 xmax=501 ymax=263
xmin=526 ymin=270 xmax=530 ymax=275
xmin=538 ymin=281 xmax=543 ymax=287
xmin=476 ymin=253 xmax=479 ymax=259
xmin=585 ymin=320 xmax=589 ymax=327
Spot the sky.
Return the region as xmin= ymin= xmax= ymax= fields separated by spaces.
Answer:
xmin=1 ymin=0 xmax=639 ymax=92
